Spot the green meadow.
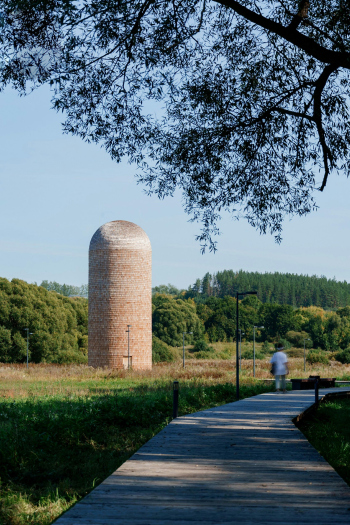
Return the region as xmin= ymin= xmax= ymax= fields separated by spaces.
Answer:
xmin=0 ymin=362 xmax=273 ymax=525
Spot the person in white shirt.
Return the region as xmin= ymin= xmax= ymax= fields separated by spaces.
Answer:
xmin=270 ymin=344 xmax=289 ymax=393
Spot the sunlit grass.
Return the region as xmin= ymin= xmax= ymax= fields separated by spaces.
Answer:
xmin=1 ymin=357 xmax=349 ymax=525
xmin=0 ymin=361 xmax=274 ymax=525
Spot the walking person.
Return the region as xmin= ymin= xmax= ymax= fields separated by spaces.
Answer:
xmin=270 ymin=343 xmax=289 ymax=393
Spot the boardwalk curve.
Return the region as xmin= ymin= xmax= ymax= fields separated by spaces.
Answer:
xmin=55 ymin=388 xmax=350 ymax=524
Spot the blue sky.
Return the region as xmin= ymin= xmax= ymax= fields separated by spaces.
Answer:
xmin=0 ymin=84 xmax=349 ymax=290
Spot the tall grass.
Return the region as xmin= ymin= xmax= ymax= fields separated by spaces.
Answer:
xmin=0 ymin=362 xmax=273 ymax=525
xmin=1 ymin=357 xmax=350 ymax=525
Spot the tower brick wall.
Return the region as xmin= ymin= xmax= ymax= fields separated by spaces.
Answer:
xmin=88 ymin=220 xmax=152 ymax=370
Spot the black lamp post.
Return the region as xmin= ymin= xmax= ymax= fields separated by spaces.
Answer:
xmin=236 ymin=291 xmax=257 ymax=400
xmin=239 ymin=329 xmax=244 ymax=371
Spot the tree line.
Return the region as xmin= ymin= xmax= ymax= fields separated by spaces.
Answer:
xmin=152 ymin=293 xmax=350 ymax=353
xmin=2 ymin=276 xmax=350 ymax=364
xmin=40 ymin=280 xmax=88 ymax=298
xmin=183 ymin=270 xmax=350 ymax=309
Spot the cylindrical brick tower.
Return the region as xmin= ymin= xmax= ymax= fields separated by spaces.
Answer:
xmin=88 ymin=220 xmax=152 ymax=369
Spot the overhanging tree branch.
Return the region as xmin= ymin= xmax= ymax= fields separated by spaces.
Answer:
xmin=2 ymin=0 xmax=349 ymax=248
xmin=313 ymin=64 xmax=338 ymax=191
xmin=214 ymin=0 xmax=350 ymax=68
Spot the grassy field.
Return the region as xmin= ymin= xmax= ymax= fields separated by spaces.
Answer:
xmin=1 ymin=352 xmax=350 ymax=525
xmin=0 ymin=360 xmax=274 ymax=525
xmin=296 ymin=398 xmax=350 ymax=486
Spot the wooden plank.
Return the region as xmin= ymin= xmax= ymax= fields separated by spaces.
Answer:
xmin=54 ymin=388 xmax=350 ymax=524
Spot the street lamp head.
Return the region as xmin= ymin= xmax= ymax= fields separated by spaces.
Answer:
xmin=237 ymin=291 xmax=258 ymax=297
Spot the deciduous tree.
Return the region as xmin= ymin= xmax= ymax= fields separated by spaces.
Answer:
xmin=1 ymin=1 xmax=349 ymax=248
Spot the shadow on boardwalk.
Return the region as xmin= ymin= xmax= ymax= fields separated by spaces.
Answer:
xmin=54 ymin=389 xmax=350 ymax=524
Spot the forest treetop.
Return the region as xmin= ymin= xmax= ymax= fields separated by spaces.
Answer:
xmin=1 ymin=1 xmax=349 ymax=249
xmin=184 ymin=270 xmax=350 ymax=309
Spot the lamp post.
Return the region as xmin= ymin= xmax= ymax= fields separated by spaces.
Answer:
xmin=236 ymin=291 xmax=257 ymax=401
xmin=182 ymin=331 xmax=193 ymax=368
xmin=24 ymin=328 xmax=33 ymax=369
xmin=126 ymin=325 xmax=132 ymax=369
xmin=239 ymin=329 xmax=244 ymax=371
xmin=303 ymin=338 xmax=310 ymax=372
xmin=253 ymin=326 xmax=264 ymax=378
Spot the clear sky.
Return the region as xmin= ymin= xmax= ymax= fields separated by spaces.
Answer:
xmin=0 ymin=84 xmax=349 ymax=290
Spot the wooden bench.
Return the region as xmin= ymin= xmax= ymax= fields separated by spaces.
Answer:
xmin=291 ymin=376 xmax=336 ymax=390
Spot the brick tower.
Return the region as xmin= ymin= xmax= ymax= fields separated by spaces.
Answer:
xmin=88 ymin=220 xmax=152 ymax=369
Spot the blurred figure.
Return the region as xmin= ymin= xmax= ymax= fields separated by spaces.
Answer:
xmin=270 ymin=343 xmax=289 ymax=393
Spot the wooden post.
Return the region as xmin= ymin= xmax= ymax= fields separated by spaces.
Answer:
xmin=173 ymin=381 xmax=179 ymax=419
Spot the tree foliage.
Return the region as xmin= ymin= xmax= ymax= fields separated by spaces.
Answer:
xmin=0 ymin=277 xmax=88 ymax=363
xmin=152 ymin=294 xmax=204 ymax=346
xmin=285 ymin=330 xmax=312 ymax=348
xmin=185 ymin=269 xmax=350 ymax=309
xmin=195 ymin=295 xmax=350 ymax=350
xmin=1 ymin=1 xmax=350 ymax=248
xmin=40 ymin=280 xmax=88 ymax=297
xmin=3 ymin=274 xmax=350 ymax=363
xmin=152 ymin=335 xmax=177 ymax=363
xmin=335 ymin=348 xmax=350 ymax=364
xmin=152 ymin=283 xmax=183 ymax=296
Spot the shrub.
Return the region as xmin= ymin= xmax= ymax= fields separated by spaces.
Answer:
xmin=335 ymin=348 xmax=350 ymax=364
xmin=241 ymin=349 xmax=265 ymax=360
xmin=192 ymin=339 xmax=216 ymax=359
xmin=277 ymin=338 xmax=292 ymax=350
xmin=306 ymin=350 xmax=329 ymax=365
xmin=192 ymin=340 xmax=213 ymax=353
xmin=285 ymin=331 xmax=313 ymax=348
xmin=217 ymin=347 xmax=234 ymax=360
xmin=261 ymin=340 xmax=272 ymax=354
xmin=152 ymin=336 xmax=177 ymax=363
xmin=55 ymin=349 xmax=88 ymax=364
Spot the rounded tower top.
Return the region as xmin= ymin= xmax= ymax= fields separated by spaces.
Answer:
xmin=89 ymin=220 xmax=151 ymax=252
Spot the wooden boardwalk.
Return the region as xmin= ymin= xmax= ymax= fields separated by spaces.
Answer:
xmin=55 ymin=388 xmax=350 ymax=524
